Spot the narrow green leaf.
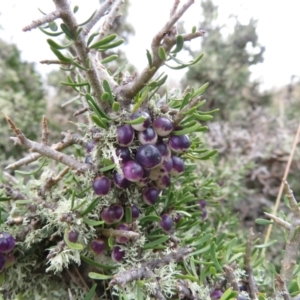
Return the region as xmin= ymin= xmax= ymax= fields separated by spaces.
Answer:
xmin=197 ymin=149 xmax=218 ymax=160
xmin=49 ymin=22 xmax=58 ymax=32
xmin=193 ymin=113 xmax=213 ymax=121
xmin=255 ymin=218 xmax=274 ymax=225
xmin=99 ymin=164 xmax=116 ymax=173
xmin=50 ymin=47 xmax=72 ymax=63
xmin=78 ymin=10 xmax=96 ymax=26
xmin=188 ymin=244 xmax=211 ymax=256
xmin=112 ymin=61 xmax=127 ymax=77
xmin=101 ymin=55 xmax=118 ymax=64
xmin=132 ymin=86 xmax=150 ymax=112
xmin=143 ymin=236 xmax=169 ymax=250
xmin=81 ymin=255 xmax=115 ymax=270
xmin=158 ymin=46 xmax=168 ymax=60
xmin=97 ymin=39 xmax=124 ymax=51
xmin=124 ymin=116 xmax=147 ymax=125
xmin=125 ymin=206 xmax=132 ymax=224
xmin=89 ymin=272 xmax=112 ymax=280
xmin=75 ymin=27 xmax=83 ymax=40
xmin=64 ymin=228 xmax=83 ymax=250
xmin=180 ymin=100 xmax=207 ymax=115
xmin=15 ymin=158 xmax=47 ymax=175
xmin=139 ymin=215 xmax=161 ymax=224
xmin=210 ymin=242 xmax=222 ymax=272
xmin=0 ymin=197 xmax=10 ymax=202
xmin=83 ymin=283 xmax=97 ymax=300
xmin=254 ymin=240 xmax=277 ymax=249
xmin=175 ymin=274 xmax=198 ymax=282
xmin=87 ymin=32 xmax=100 ymax=47
xmin=197 ymin=108 xmax=219 ymax=114
xmin=81 ymin=198 xmax=100 ymax=217
xmin=172 ymin=124 xmax=205 ymax=135
xmin=91 ymin=115 xmax=108 ymax=129
xmin=171 ymin=35 xmax=184 ymax=53
xmin=179 ymin=93 xmax=192 ymax=111
xmin=192 ymin=82 xmax=209 ymax=98
xmin=146 ymin=49 xmax=153 ymax=68
xmin=38 ymin=26 xmax=63 ymax=36
xmin=82 ymin=217 xmax=104 ymax=226
xmin=47 ymin=39 xmax=74 ymax=49
xmin=220 ymin=288 xmax=233 ymax=300
xmin=60 ymin=80 xmax=89 ymax=87
xmin=102 ymin=80 xmax=114 ymax=104
xmin=72 ymin=59 xmax=90 ymax=71
xmin=89 ymin=34 xmax=118 ymax=49
xmin=166 ymin=53 xmax=204 ymax=70
xmin=86 ymin=93 xmax=111 ymax=120
xmin=60 ymin=23 xmax=74 ymax=40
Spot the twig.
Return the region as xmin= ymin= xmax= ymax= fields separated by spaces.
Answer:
xmin=42 ymin=116 xmax=49 ymax=145
xmin=22 ymin=10 xmax=61 ymax=31
xmin=275 ymin=274 xmax=291 ymax=300
xmin=182 ymin=30 xmax=206 ymax=41
xmin=176 ymin=279 xmax=200 ymax=299
xmin=6 ymin=131 xmax=85 ymax=170
xmin=264 ymin=123 xmax=300 ymax=246
xmin=5 ymin=115 xmax=91 ymax=172
xmin=109 ymin=247 xmax=194 ymax=287
xmin=101 ymin=228 xmax=140 ymax=239
xmin=40 ymin=59 xmax=71 ymax=65
xmin=264 ymin=212 xmax=291 ymax=230
xmin=73 ymin=107 xmax=90 ymax=116
xmin=82 ymin=0 xmax=115 ymax=37
xmin=223 ymin=264 xmax=239 ymax=291
xmin=244 ymin=228 xmax=258 ymax=299
xmin=280 ymin=181 xmax=300 ymax=285
xmin=170 ymin=0 xmax=180 ymax=17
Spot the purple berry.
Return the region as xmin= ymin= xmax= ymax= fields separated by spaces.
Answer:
xmin=90 ymin=239 xmax=105 ymax=255
xmin=173 ymin=213 xmax=182 ymax=223
xmin=0 ymin=253 xmax=5 ymax=272
xmin=210 ymin=289 xmax=223 ymax=300
xmin=68 ymin=230 xmax=79 ymax=243
xmin=116 ymin=223 xmax=130 ymax=243
xmin=112 ymin=205 xmax=124 ymax=222
xmin=0 ymin=232 xmax=15 ymax=253
xmin=92 ymin=176 xmax=111 ymax=196
xmin=113 ymin=172 xmax=131 ymax=189
xmin=198 ymin=200 xmax=207 ymax=209
xmin=117 ymin=124 xmax=135 ymax=147
xmin=115 ymin=147 xmax=132 ymax=164
xmin=131 ymin=205 xmax=140 ymax=220
xmin=155 ymin=139 xmax=171 ymax=160
xmin=122 ymin=161 xmax=144 ymax=182
xmin=170 ymin=156 xmax=185 ymax=176
xmin=162 ymin=158 xmax=173 ymax=173
xmin=159 ymin=214 xmax=173 ymax=231
xmin=169 ymin=135 xmax=191 ymax=153
xmin=138 ymin=128 xmax=158 ymax=145
xmin=143 ymin=187 xmax=160 ymax=205
xmin=86 ymin=140 xmax=96 ymax=153
xmin=130 ymin=111 xmax=151 ymax=131
xmin=112 ymin=246 xmax=125 ymax=262
xmin=155 ymin=175 xmax=171 ymax=189
xmin=153 ymin=116 xmax=174 ymax=136
xmin=101 ymin=207 xmax=115 ymax=224
xmin=136 ymin=144 xmax=162 ymax=169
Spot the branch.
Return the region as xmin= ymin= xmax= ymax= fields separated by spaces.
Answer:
xmin=6 ymin=131 xmax=85 ymax=170
xmin=170 ymin=0 xmax=180 ymax=18
xmin=244 ymin=228 xmax=258 ymax=299
xmin=5 ymin=115 xmax=91 ymax=172
xmin=223 ymin=264 xmax=240 ymax=292
xmin=176 ymin=279 xmax=200 ymax=300
xmin=264 ymin=212 xmax=291 ymax=230
xmin=182 ymin=30 xmax=206 ymax=41
xmin=40 ymin=59 xmax=71 ymax=65
xmin=109 ymin=247 xmax=194 ymax=287
xmin=101 ymin=228 xmax=140 ymax=239
xmin=82 ymin=0 xmax=115 ymax=37
xmin=22 ymin=10 xmax=61 ymax=31
xmin=41 ymin=116 xmax=49 ymax=145
xmin=275 ymin=274 xmax=291 ymax=300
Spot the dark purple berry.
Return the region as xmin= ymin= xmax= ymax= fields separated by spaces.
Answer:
xmin=138 ymin=128 xmax=158 ymax=145
xmin=0 ymin=232 xmax=15 ymax=253
xmin=155 ymin=175 xmax=171 ymax=189
xmin=86 ymin=140 xmax=96 ymax=153
xmin=117 ymin=124 xmax=135 ymax=147
xmin=90 ymin=239 xmax=105 ymax=256
xmin=85 ymin=155 xmax=93 ymax=164
xmin=198 ymin=200 xmax=207 ymax=209
xmin=155 ymin=139 xmax=171 ymax=160
xmin=111 ymin=205 xmax=124 ymax=222
xmin=153 ymin=116 xmax=173 ymax=136
xmin=100 ymin=207 xmax=115 ymax=224
xmin=92 ymin=176 xmax=111 ymax=196
xmin=130 ymin=111 xmax=151 ymax=131
xmin=112 ymin=246 xmax=125 ymax=262
xmin=162 ymin=158 xmax=173 ymax=173
xmin=0 ymin=253 xmax=5 ymax=272
xmin=169 ymin=134 xmax=191 ymax=153
xmin=210 ymin=289 xmax=223 ymax=300
xmin=159 ymin=214 xmax=173 ymax=231
xmin=143 ymin=187 xmax=160 ymax=205
xmin=68 ymin=230 xmax=79 ymax=243
xmin=115 ymin=147 xmax=132 ymax=164
xmin=113 ymin=172 xmax=131 ymax=189
xmin=116 ymin=223 xmax=130 ymax=243
xmin=170 ymin=156 xmax=185 ymax=176
xmin=131 ymin=205 xmax=140 ymax=220
xmin=173 ymin=213 xmax=182 ymax=223
xmin=122 ymin=161 xmax=144 ymax=182
xmin=136 ymin=144 xmax=162 ymax=169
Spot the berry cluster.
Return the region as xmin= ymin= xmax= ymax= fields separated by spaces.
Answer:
xmin=86 ymin=111 xmax=191 ymax=259
xmin=0 ymin=232 xmax=15 ymax=272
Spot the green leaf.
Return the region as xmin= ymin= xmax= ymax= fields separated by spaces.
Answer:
xmin=210 ymin=242 xmax=222 ymax=272
xmin=89 ymin=272 xmax=112 ymax=280
xmin=166 ymin=53 xmax=204 ymax=70
xmin=60 ymin=23 xmax=74 ymax=40
xmin=254 ymin=240 xmax=277 ymax=249
xmin=83 ymin=283 xmax=97 ymax=300
xmin=143 ymin=236 xmax=169 ymax=250
xmin=98 ymin=39 xmax=124 ymax=51
xmin=192 ymin=82 xmax=209 ymax=98
xmin=132 ymin=86 xmax=150 ymax=112
xmin=78 ymin=10 xmax=96 ymax=26
xmin=60 ymin=80 xmax=89 ymax=87
xmin=64 ymin=228 xmax=83 ymax=250
xmin=146 ymin=49 xmax=153 ymax=67
xmin=172 ymin=124 xmax=206 ymax=135
xmin=87 ymin=32 xmax=100 ymax=47
xmin=50 ymin=47 xmax=72 ymax=63
xmin=112 ymin=61 xmax=128 ymax=77
xmin=193 ymin=113 xmax=213 ymax=121
xmin=255 ymin=218 xmax=274 ymax=225
xmin=71 ymin=59 xmax=90 ymax=71
xmin=102 ymin=80 xmax=114 ymax=104
xmin=125 ymin=206 xmax=132 ymax=224
xmin=158 ymin=46 xmax=168 ymax=60
xmin=101 ymin=55 xmax=118 ymax=64
xmin=179 ymin=93 xmax=192 ymax=111
xmin=49 ymin=22 xmax=58 ymax=31
xmin=38 ymin=26 xmax=63 ymax=36
xmin=81 ymin=198 xmax=100 ymax=217
xmin=82 ymin=217 xmax=104 ymax=226
xmin=47 ymin=39 xmax=74 ymax=49
xmin=171 ymin=35 xmax=184 ymax=53
xmin=86 ymin=93 xmax=111 ymax=120
xmin=15 ymin=158 xmax=47 ymax=175
xmin=175 ymin=274 xmax=199 ymax=282
xmin=192 ymin=26 xmax=197 ymax=34
xmin=81 ymin=255 xmax=115 ymax=270
xmin=112 ymin=102 xmax=120 ymax=112
xmin=89 ymin=34 xmax=118 ymax=49
xmin=124 ymin=116 xmax=147 ymax=125
xmin=139 ymin=215 xmax=161 ymax=225
xmin=196 ymin=149 xmax=218 ymax=160
xmin=91 ymin=114 xmax=108 ymax=129
xmin=73 ymin=5 xmax=79 ymax=13
xmin=99 ymin=164 xmax=116 ymax=173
